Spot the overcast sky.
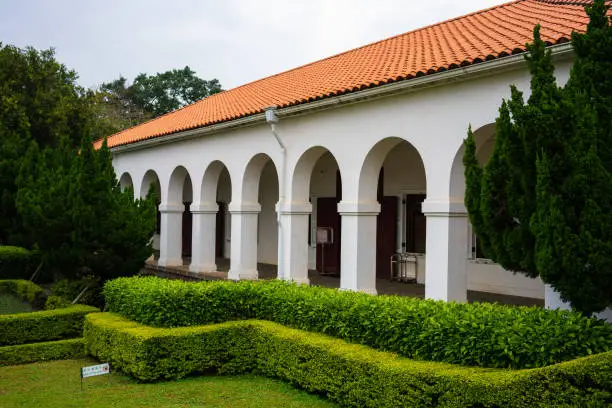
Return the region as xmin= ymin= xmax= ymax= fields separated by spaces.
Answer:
xmin=0 ymin=0 xmax=509 ymax=91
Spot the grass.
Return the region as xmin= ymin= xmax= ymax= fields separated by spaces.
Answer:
xmin=0 ymin=293 xmax=33 ymax=315
xmin=0 ymin=358 xmax=337 ymax=408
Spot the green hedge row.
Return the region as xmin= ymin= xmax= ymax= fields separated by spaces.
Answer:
xmin=0 ymin=304 xmax=99 ymax=346
xmin=103 ymin=277 xmax=612 ymax=369
xmin=84 ymin=312 xmax=612 ymax=407
xmin=0 ymin=338 xmax=86 ymax=366
xmin=0 ymin=246 xmax=40 ymax=280
xmin=0 ymin=279 xmax=44 ymax=306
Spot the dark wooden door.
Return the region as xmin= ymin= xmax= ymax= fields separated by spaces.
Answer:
xmin=376 ymin=196 xmax=398 ymax=278
xmin=316 ymin=197 xmax=341 ymax=274
xmin=182 ymin=202 xmax=192 ymax=257
xmin=405 ymin=194 xmax=426 ymax=253
xmin=216 ymin=202 xmax=226 ymax=258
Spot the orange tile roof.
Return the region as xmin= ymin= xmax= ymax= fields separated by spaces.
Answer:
xmin=98 ymin=0 xmax=612 ymax=149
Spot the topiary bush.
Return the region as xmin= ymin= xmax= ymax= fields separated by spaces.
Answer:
xmin=0 ymin=304 xmax=99 ymax=346
xmin=0 ymin=338 xmax=86 ymax=366
xmin=84 ymin=312 xmax=612 ymax=407
xmin=44 ymin=295 xmax=71 ymax=310
xmin=0 ymin=246 xmax=40 ymax=280
xmin=103 ymin=277 xmax=612 ymax=369
xmin=0 ymin=279 xmax=45 ymax=309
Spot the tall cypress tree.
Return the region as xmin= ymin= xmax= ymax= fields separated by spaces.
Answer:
xmin=464 ymin=25 xmax=562 ymax=278
xmin=533 ymin=0 xmax=612 ymax=314
xmin=466 ymin=0 xmax=612 ymax=314
xmin=16 ymin=135 xmax=157 ymax=281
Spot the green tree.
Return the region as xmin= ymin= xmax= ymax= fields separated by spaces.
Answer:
xmin=0 ymin=44 xmax=90 ymax=245
xmin=464 ymin=0 xmax=612 ymax=314
xmin=16 ymin=135 xmax=157 ymax=282
xmin=90 ymin=76 xmax=152 ymax=139
xmin=532 ymin=0 xmax=612 ymax=314
xmin=92 ymin=67 xmax=222 ymax=137
xmin=463 ymin=25 xmax=563 ymax=278
xmin=130 ymin=66 xmax=222 ymax=117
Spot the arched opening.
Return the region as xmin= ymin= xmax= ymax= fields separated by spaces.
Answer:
xmin=449 ymin=124 xmax=544 ymax=304
xmin=359 ymin=138 xmax=427 ymax=293
xmin=141 ymin=170 xmax=161 ymax=257
xmin=198 ymin=161 xmax=232 ymax=269
xmin=292 ymin=147 xmax=342 ymax=286
xmin=164 ymin=166 xmax=193 ymax=265
xmin=241 ymin=154 xmax=279 ymax=274
xmin=450 ymin=124 xmax=495 ymax=259
xmin=119 ymin=172 xmax=134 ymax=195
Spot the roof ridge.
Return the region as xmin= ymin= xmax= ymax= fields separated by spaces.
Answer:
xmin=533 ymin=0 xmax=610 ymax=5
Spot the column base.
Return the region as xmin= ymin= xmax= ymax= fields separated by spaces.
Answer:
xmin=283 ymin=276 xmax=310 ymax=285
xmin=228 ymin=269 xmax=259 ymax=280
xmin=158 ymin=258 xmax=184 ymax=267
xmin=188 ymin=263 xmax=217 ymax=273
xmin=339 ymin=287 xmax=377 ymax=295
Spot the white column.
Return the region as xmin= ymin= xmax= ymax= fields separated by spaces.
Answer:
xmin=158 ymin=203 xmax=184 ymax=267
xmin=545 ymin=285 xmax=612 ymax=322
xmin=544 ymin=284 xmax=572 ymax=311
xmin=189 ymin=202 xmax=218 ymax=273
xmin=338 ymin=201 xmax=380 ymax=295
xmin=422 ymin=200 xmax=468 ymax=302
xmin=228 ymin=202 xmax=261 ymax=280
xmin=279 ymin=202 xmax=312 ymax=284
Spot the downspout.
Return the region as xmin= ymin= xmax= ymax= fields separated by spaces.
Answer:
xmin=265 ymin=106 xmax=286 ymax=280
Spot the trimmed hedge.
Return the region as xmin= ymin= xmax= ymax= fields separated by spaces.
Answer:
xmin=0 ymin=304 xmax=99 ymax=346
xmin=84 ymin=312 xmax=612 ymax=407
xmin=0 ymin=338 xmax=86 ymax=366
xmin=0 ymin=246 xmax=39 ymax=279
xmin=104 ymin=277 xmax=612 ymax=369
xmin=0 ymin=279 xmax=44 ymax=307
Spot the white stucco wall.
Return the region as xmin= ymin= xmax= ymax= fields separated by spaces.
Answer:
xmin=110 ymin=55 xmax=577 ymax=302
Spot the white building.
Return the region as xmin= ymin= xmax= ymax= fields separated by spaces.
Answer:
xmin=98 ymin=0 xmax=611 ymax=314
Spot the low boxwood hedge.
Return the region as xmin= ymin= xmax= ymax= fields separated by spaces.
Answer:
xmin=0 ymin=338 xmax=86 ymax=366
xmin=0 ymin=304 xmax=99 ymax=346
xmin=0 ymin=279 xmax=45 ymax=308
xmin=84 ymin=312 xmax=612 ymax=407
xmin=104 ymin=277 xmax=612 ymax=369
xmin=0 ymin=246 xmax=40 ymax=280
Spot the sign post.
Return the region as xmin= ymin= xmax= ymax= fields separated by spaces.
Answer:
xmin=80 ymin=363 xmax=111 ymax=390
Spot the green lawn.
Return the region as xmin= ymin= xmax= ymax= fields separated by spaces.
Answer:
xmin=0 ymin=359 xmax=337 ymax=408
xmin=0 ymin=293 xmax=33 ymax=315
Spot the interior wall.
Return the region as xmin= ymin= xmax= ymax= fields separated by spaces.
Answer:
xmin=217 ymin=168 xmax=231 ymax=258
xmin=257 ymin=161 xmax=279 ymax=264
xmin=308 ymin=152 xmax=339 ymax=269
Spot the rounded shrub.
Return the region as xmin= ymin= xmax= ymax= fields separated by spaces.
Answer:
xmin=0 ymin=246 xmax=40 ymax=280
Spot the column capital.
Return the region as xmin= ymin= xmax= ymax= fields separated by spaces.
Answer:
xmin=190 ymin=202 xmax=219 ymax=214
xmin=158 ymin=203 xmax=184 ymax=213
xmin=228 ymin=202 xmax=261 ymax=214
xmin=422 ymin=199 xmax=467 ymax=217
xmin=337 ymin=201 xmax=380 ymax=216
xmin=277 ymin=201 xmax=312 ymax=215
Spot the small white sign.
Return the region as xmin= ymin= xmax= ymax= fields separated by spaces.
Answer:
xmin=81 ymin=363 xmax=110 ymax=379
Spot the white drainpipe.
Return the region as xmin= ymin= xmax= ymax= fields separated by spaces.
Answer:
xmin=265 ymin=106 xmax=286 ymax=280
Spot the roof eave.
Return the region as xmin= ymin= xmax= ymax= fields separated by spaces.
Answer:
xmin=110 ymin=42 xmax=574 ymax=155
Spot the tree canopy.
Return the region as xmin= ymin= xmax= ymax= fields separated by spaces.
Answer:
xmin=0 ymin=42 xmax=157 ymax=283
xmin=0 ymin=44 xmax=91 ymax=245
xmin=16 ymin=136 xmax=157 ymax=281
xmin=93 ymin=66 xmax=223 ymax=136
xmin=464 ymin=0 xmax=612 ymax=315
